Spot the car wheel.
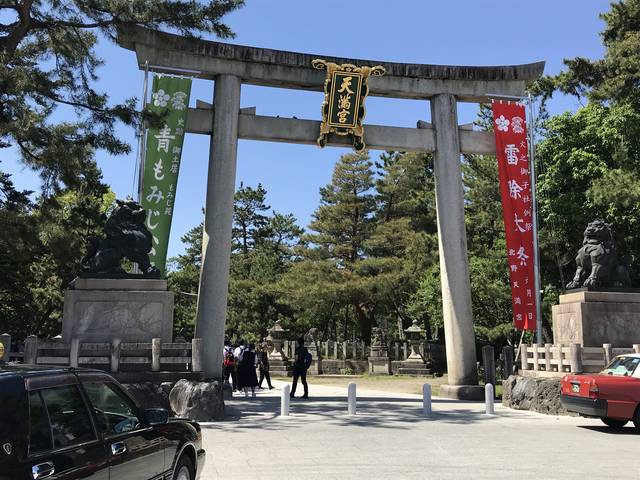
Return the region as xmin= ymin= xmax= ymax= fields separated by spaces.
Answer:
xmin=601 ymin=417 xmax=628 ymax=429
xmin=174 ymin=454 xmax=195 ymax=480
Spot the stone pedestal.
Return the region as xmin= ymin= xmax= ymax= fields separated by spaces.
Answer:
xmin=440 ymin=384 xmax=486 ymax=401
xmin=368 ymin=345 xmax=390 ymax=375
xmin=63 ymin=277 xmax=174 ymax=342
xmin=552 ymin=291 xmax=640 ymax=347
xmin=307 ymin=343 xmax=323 ymax=375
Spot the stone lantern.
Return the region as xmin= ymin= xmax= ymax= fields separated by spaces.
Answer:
xmin=266 ymin=319 xmax=291 ymax=376
xmin=399 ymin=319 xmax=431 ymax=375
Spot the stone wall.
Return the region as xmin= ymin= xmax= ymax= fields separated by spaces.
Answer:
xmin=502 ymin=375 xmax=575 ymax=416
xmin=319 ymin=359 xmax=368 ymax=374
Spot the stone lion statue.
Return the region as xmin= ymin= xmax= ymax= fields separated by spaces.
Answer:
xmin=566 ymin=220 xmax=631 ymax=289
xmin=304 ymin=328 xmax=319 ymax=345
xmin=81 ymin=199 xmax=160 ymax=276
xmin=371 ymin=327 xmax=386 ymax=347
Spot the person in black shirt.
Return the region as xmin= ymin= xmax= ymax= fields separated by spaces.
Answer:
xmin=237 ymin=343 xmax=259 ymax=398
xmin=257 ymin=343 xmax=274 ymax=390
xmin=290 ymin=337 xmax=309 ymax=399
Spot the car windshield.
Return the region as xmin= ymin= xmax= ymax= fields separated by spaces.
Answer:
xmin=601 ymin=356 xmax=640 ymax=376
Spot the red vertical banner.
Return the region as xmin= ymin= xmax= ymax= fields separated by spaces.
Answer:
xmin=492 ymin=101 xmax=537 ymax=331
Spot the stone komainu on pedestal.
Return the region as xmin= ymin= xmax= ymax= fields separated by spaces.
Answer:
xmin=566 ymin=220 xmax=631 ymax=290
xmin=553 ymin=220 xmax=638 ymax=348
xmin=63 ymin=199 xmax=173 ymax=343
xmin=82 ymin=199 xmax=160 ymax=277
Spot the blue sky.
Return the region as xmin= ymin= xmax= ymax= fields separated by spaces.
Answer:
xmin=4 ymin=1 xmax=611 ymax=259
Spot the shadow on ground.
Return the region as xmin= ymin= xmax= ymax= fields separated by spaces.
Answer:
xmin=200 ymin=395 xmax=545 ymax=432
xmin=577 ymin=425 xmax=639 ymax=435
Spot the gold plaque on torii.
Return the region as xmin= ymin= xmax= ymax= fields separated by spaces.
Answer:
xmin=312 ymin=59 xmax=385 ymax=152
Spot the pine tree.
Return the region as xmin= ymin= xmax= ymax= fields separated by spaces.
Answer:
xmin=1 ymin=1 xmax=244 ymax=192
xmin=304 ymin=152 xmax=376 ymax=340
xmin=232 ymin=183 xmax=271 ymax=254
xmin=368 ymin=151 xmax=438 ymax=339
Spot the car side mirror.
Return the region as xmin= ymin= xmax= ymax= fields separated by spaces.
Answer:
xmin=144 ymin=408 xmax=169 ymax=426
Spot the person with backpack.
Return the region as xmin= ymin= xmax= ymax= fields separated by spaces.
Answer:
xmin=237 ymin=343 xmax=259 ymax=398
xmin=290 ymin=336 xmax=311 ymax=399
xmin=222 ymin=339 xmax=237 ymax=391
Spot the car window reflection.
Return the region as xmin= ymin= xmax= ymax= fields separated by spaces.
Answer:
xmin=82 ymin=381 xmax=141 ymax=435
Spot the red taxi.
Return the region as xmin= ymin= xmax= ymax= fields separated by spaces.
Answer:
xmin=561 ymin=354 xmax=640 ymax=429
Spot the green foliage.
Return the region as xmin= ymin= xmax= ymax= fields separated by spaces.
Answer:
xmin=0 ymin=0 xmax=243 ymax=338
xmin=536 ymin=103 xmax=640 ymax=287
xmin=1 ymin=0 xmax=243 ymax=192
xmin=167 ymin=221 xmax=203 ymax=339
xmin=0 ymin=177 xmax=115 ymax=338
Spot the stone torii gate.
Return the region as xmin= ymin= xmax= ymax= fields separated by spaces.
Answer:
xmin=118 ymin=26 xmax=544 ymax=399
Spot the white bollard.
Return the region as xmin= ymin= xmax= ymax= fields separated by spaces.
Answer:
xmin=422 ymin=383 xmax=432 ymax=416
xmin=347 ymin=382 xmax=357 ymax=415
xmin=281 ymin=384 xmax=290 ymax=416
xmin=485 ymin=383 xmax=495 ymax=415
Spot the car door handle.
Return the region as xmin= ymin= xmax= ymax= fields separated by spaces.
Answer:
xmin=32 ymin=461 xmax=55 ymax=479
xmin=111 ymin=441 xmax=127 ymax=456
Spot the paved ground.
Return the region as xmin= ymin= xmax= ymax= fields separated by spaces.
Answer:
xmin=199 ymin=379 xmax=639 ymax=480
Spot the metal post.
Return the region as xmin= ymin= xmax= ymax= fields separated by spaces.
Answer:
xmin=485 ymin=384 xmax=495 ymax=415
xmin=136 ymin=60 xmax=149 ymax=202
xmin=423 ymin=384 xmax=432 ymax=417
xmin=528 ymin=93 xmax=543 ymax=346
xmin=281 ymin=385 xmax=291 ymax=416
xmin=347 ymin=382 xmax=357 ymax=415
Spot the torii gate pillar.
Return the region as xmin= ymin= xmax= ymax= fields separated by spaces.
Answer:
xmin=195 ymin=74 xmax=241 ymax=379
xmin=432 ymin=94 xmax=482 ymax=399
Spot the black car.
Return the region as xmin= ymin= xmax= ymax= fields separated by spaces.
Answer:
xmin=0 ymin=365 xmax=205 ymax=480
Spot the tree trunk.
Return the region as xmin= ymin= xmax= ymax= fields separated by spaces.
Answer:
xmin=354 ymin=304 xmax=372 ymax=344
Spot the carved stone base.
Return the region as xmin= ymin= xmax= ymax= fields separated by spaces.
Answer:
xmin=269 ymin=359 xmax=292 ymax=377
xmin=397 ymin=358 xmax=432 ymax=376
xmin=552 ymin=291 xmax=640 ymax=347
xmin=62 ymin=277 xmax=174 ymax=342
xmin=440 ymin=384 xmax=485 ymax=401
xmin=368 ymin=356 xmax=390 ymax=375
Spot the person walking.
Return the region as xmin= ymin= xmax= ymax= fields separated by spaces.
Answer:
xmin=237 ymin=343 xmax=259 ymax=398
xmin=233 ymin=339 xmax=246 ymax=393
xmin=222 ymin=339 xmax=237 ymax=391
xmin=233 ymin=339 xmax=246 ymax=363
xmin=257 ymin=343 xmax=274 ymax=390
xmin=290 ymin=337 xmax=310 ymax=399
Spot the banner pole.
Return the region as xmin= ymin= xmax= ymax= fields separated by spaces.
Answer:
xmin=137 ymin=61 xmax=150 ymax=203
xmin=528 ymin=93 xmax=543 ymax=345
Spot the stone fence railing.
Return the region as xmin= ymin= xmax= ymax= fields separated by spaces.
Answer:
xmin=520 ymin=343 xmax=640 ymax=377
xmin=283 ymin=339 xmax=444 ymax=362
xmin=0 ymin=334 xmax=204 ymax=382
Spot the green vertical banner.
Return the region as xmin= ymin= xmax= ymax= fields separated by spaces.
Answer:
xmin=141 ymin=75 xmax=192 ymax=275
